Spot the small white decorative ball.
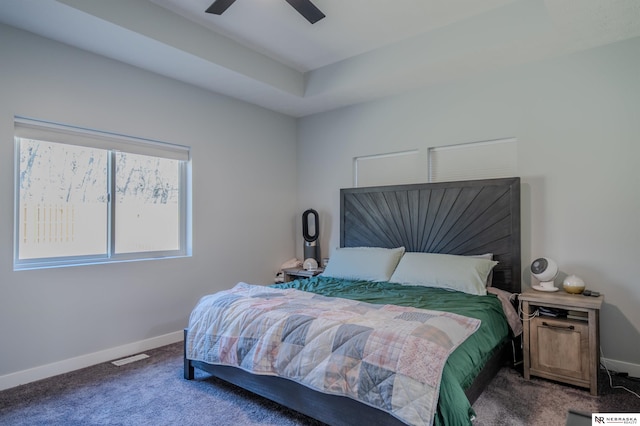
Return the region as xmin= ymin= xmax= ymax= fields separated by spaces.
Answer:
xmin=303 ymin=258 xmax=318 ymax=271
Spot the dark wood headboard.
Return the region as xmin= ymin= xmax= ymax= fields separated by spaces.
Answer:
xmin=340 ymin=177 xmax=521 ymax=294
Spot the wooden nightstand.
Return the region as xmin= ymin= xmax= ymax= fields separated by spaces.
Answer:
xmin=520 ymin=289 xmax=603 ymax=395
xmin=282 ymin=267 xmax=324 ymax=282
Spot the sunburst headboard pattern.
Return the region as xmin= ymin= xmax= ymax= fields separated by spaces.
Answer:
xmin=340 ymin=177 xmax=521 ymax=293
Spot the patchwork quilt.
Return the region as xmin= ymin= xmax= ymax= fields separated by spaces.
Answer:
xmin=186 ymin=283 xmax=481 ymax=426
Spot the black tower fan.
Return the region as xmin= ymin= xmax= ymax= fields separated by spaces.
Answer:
xmin=302 ymin=209 xmax=319 ymax=263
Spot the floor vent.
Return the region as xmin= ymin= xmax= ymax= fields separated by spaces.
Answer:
xmin=111 ymin=353 xmax=150 ymax=366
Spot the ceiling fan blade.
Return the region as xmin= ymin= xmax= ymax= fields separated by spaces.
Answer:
xmin=205 ymin=0 xmax=237 ymax=15
xmin=284 ymin=0 xmax=325 ymax=24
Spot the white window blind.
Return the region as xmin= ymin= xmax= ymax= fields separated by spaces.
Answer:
xmin=428 ymin=138 xmax=517 ymax=182
xmin=15 ymin=118 xmax=189 ymax=161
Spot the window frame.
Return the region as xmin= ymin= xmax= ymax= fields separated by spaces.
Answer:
xmin=13 ymin=117 xmax=192 ymax=271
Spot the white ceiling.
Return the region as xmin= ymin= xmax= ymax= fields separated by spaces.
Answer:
xmin=1 ymin=0 xmax=639 ymax=117
xmin=151 ymin=0 xmax=518 ymax=72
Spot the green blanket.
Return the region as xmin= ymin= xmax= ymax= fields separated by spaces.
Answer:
xmin=272 ymin=276 xmax=510 ymax=426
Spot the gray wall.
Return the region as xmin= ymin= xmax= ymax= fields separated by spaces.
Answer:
xmin=0 ymin=25 xmax=298 ymax=380
xmin=297 ymin=37 xmax=640 ymax=370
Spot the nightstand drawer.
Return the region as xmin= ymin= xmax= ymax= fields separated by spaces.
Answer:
xmin=530 ymin=316 xmax=589 ymax=383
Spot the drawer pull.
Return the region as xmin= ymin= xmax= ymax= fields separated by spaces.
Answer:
xmin=542 ymin=321 xmax=574 ymax=330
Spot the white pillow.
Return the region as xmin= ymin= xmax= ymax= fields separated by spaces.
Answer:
xmin=321 ymin=246 xmax=405 ymax=282
xmin=469 ymin=253 xmax=495 ymax=287
xmin=389 ymin=252 xmax=498 ymax=295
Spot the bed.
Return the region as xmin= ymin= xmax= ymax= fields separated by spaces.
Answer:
xmin=184 ymin=177 xmax=521 ymax=426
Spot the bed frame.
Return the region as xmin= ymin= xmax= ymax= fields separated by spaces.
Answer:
xmin=184 ymin=177 xmax=521 ymax=425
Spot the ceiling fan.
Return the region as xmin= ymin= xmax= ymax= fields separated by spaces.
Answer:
xmin=205 ymin=0 xmax=325 ymax=24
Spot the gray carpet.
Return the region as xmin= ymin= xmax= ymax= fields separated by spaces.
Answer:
xmin=473 ymin=365 xmax=640 ymax=425
xmin=1 ymin=342 xmax=638 ymax=426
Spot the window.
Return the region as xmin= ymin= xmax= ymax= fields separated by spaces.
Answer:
xmin=14 ymin=117 xmax=191 ymax=270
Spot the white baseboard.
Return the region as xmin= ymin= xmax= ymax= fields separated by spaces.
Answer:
xmin=0 ymin=330 xmax=183 ymax=391
xmin=601 ymin=357 xmax=640 ymax=378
